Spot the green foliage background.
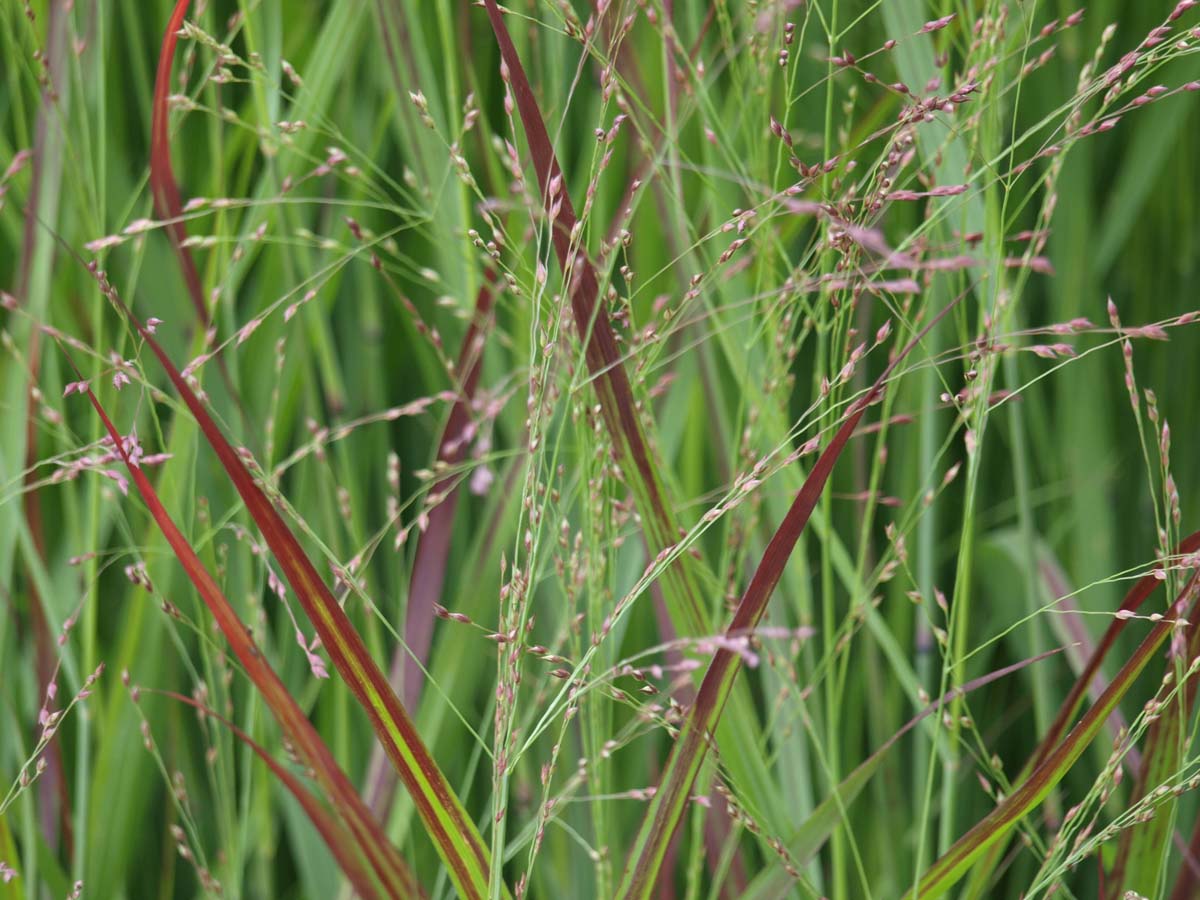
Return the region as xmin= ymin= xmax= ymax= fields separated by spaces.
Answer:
xmin=2 ymin=0 xmax=1200 ymax=897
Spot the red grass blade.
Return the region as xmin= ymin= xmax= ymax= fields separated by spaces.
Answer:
xmin=364 ymin=269 xmax=498 ymax=819
xmin=149 ymin=0 xmax=253 ymax=435
xmin=478 ymin=0 xmax=707 ymax=634
xmin=401 ymin=268 xmax=498 ymax=710
xmin=149 ymin=691 xmax=402 ymax=900
xmin=87 ymin=283 xmax=500 ymax=897
xmin=1109 ymin=563 xmax=1200 ymax=898
xmin=66 ymin=359 xmax=418 ymax=898
xmin=478 ymin=0 xmax=802 ymax=849
xmin=615 ymin=298 xmax=963 ymax=899
xmin=921 ymin=571 xmax=1200 ymax=898
xmin=961 ymin=530 xmax=1200 ymax=897
xmin=151 ymin=0 xmax=208 ymax=325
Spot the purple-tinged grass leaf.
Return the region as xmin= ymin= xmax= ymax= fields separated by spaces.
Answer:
xmin=401 ymin=268 xmax=497 ymax=710
xmin=150 ymin=1 xmax=249 ymax=429
xmin=962 ymin=531 xmax=1200 ymax=898
xmin=920 ymin=570 xmax=1200 ymax=899
xmin=1109 ymin=565 xmax=1200 ymax=899
xmin=478 ymin=0 xmax=708 ymax=636
xmin=66 ymin=285 xmax=502 ymax=897
xmin=151 ymin=0 xmax=208 ymax=325
xmin=478 ymin=0 xmax=796 ymax=843
xmin=66 ymin=362 xmax=418 ymax=899
xmin=365 ymin=269 xmax=498 ymax=820
xmin=149 ymin=691 xmax=403 ymax=900
xmin=615 ymin=297 xmax=963 ymax=899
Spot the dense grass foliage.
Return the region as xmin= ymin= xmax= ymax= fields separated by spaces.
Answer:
xmin=3 ymin=1 xmax=1200 ymax=898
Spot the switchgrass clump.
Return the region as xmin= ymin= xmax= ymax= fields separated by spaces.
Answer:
xmin=2 ymin=1 xmax=1200 ymax=898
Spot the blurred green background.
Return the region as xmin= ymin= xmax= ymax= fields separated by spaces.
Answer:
xmin=2 ymin=1 xmax=1200 ymax=897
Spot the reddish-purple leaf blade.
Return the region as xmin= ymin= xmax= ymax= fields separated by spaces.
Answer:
xmin=151 ymin=691 xmax=398 ymax=900
xmin=478 ymin=0 xmax=706 ymax=634
xmin=151 ymin=0 xmax=208 ymax=325
xmin=963 ymin=531 xmax=1200 ymax=897
xmin=478 ymin=0 xmax=802 ymax=852
xmin=150 ymin=0 xmax=249 ymax=426
xmin=67 ymin=362 xmax=418 ymax=898
xmin=90 ymin=288 xmax=499 ymax=898
xmin=401 ymin=268 xmax=498 ymax=710
xmin=365 ymin=270 xmax=498 ymax=820
xmin=616 ymin=297 xmax=963 ymax=898
xmin=921 ymin=571 xmax=1200 ymax=899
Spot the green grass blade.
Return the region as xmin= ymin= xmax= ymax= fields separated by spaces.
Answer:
xmin=740 ymin=649 xmax=1066 ymax=900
